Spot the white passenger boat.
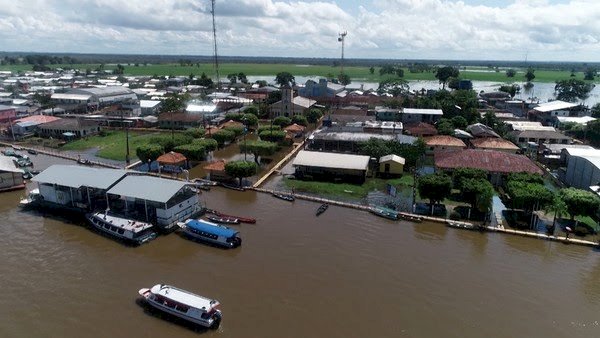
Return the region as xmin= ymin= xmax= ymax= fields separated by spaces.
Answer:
xmin=178 ymin=219 xmax=241 ymax=248
xmin=138 ymin=284 xmax=223 ymax=329
xmin=19 ymin=188 xmax=41 ymax=208
xmin=87 ymin=212 xmax=157 ymax=244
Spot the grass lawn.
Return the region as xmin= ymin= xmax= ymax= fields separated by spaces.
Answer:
xmin=1 ymin=63 xmax=597 ymax=83
xmin=61 ymin=130 xmax=165 ymax=161
xmin=283 ymin=175 xmax=414 ymax=199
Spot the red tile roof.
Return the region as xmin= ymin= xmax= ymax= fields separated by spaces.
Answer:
xmin=425 ymin=135 xmax=466 ymax=147
xmin=404 ymin=122 xmax=438 ymax=136
xmin=284 ymin=123 xmax=306 ymax=133
xmin=203 ymin=159 xmax=226 ymax=171
xmin=14 ymin=115 xmax=61 ymax=124
xmin=471 ymin=137 xmax=519 ymax=150
xmin=435 ymin=149 xmax=542 ymax=174
xmin=157 ymin=151 xmax=186 ymax=165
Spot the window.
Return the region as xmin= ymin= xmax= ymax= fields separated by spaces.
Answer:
xmin=117 ymin=229 xmax=125 ymax=235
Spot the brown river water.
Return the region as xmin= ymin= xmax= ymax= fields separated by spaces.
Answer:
xmin=1 ymin=154 xmax=600 ymax=337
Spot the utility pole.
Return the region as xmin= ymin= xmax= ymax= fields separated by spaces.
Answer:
xmin=121 ymin=110 xmax=130 ymax=164
xmin=211 ymin=0 xmax=220 ymax=90
xmin=338 ymin=31 xmax=347 ymax=76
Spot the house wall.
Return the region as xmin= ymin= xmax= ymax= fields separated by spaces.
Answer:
xmin=0 ymin=171 xmax=23 ymax=189
xmin=155 ymin=194 xmax=200 ymax=226
xmin=39 ymin=183 xmax=72 ymax=205
xmin=294 ymin=165 xmax=367 ymax=184
xmin=379 ymin=161 xmax=404 ymax=175
xmin=564 ymin=156 xmax=600 ymax=189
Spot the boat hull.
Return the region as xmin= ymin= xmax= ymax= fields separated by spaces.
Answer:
xmin=138 ymin=289 xmax=222 ymax=329
xmin=87 ymin=214 xmax=156 ymax=245
xmin=179 ymin=224 xmax=241 ymax=249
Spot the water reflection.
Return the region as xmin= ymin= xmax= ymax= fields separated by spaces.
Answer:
xmin=412 ymin=222 xmax=448 ymax=241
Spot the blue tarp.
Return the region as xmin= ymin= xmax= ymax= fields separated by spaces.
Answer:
xmin=185 ymin=219 xmax=238 ymax=238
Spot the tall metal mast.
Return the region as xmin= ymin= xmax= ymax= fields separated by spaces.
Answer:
xmin=338 ymin=31 xmax=347 ymax=75
xmin=211 ymin=0 xmax=220 ymax=89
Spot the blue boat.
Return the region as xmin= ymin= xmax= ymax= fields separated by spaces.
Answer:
xmin=178 ymin=219 xmax=241 ymax=248
xmin=369 ymin=206 xmax=400 ymax=220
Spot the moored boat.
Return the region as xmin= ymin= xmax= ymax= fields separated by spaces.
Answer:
xmin=27 ymin=149 xmax=38 ymax=155
xmin=206 ymin=209 xmax=256 ymax=224
xmin=178 ymin=219 xmax=241 ymax=248
xmin=86 ymin=212 xmax=157 ymax=244
xmin=316 ymin=203 xmax=328 ymax=216
xmin=272 ymin=192 xmax=295 ymax=202
xmin=19 ymin=188 xmax=41 ymax=208
xmin=206 ymin=215 xmax=240 ymax=224
xmin=138 ymin=284 xmax=222 ymax=329
xmin=369 ymin=206 xmax=399 ymax=220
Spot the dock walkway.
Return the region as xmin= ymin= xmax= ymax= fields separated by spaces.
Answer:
xmin=0 ymin=142 xmax=122 ymax=169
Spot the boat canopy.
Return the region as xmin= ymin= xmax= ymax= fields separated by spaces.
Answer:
xmin=185 ymin=219 xmax=238 ymax=238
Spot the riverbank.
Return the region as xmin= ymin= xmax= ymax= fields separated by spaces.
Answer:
xmin=2 ymin=62 xmax=599 ymax=83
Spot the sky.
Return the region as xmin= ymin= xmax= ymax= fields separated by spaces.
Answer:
xmin=0 ymin=0 xmax=598 ymax=61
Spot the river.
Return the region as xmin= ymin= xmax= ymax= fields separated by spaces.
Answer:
xmin=248 ymin=76 xmax=600 ymax=106
xmin=1 ymin=180 xmax=600 ymax=337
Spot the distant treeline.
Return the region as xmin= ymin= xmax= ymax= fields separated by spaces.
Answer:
xmin=1 ymin=51 xmax=599 ymax=72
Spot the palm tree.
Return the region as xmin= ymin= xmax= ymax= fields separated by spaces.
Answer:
xmin=544 ymin=195 xmax=568 ymax=234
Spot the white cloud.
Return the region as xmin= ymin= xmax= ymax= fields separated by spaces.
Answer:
xmin=0 ymin=0 xmax=598 ymax=61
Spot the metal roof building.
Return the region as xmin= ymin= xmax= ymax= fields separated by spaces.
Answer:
xmin=107 ymin=175 xmax=190 ymax=204
xmin=293 ymin=150 xmax=370 ymax=183
xmin=33 ymin=165 xmax=127 ymax=190
xmin=293 ymin=150 xmax=370 ymax=171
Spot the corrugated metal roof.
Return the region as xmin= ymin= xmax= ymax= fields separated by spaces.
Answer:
xmin=379 ymin=154 xmax=405 ymax=164
xmin=534 ymin=100 xmax=579 ymax=112
xmin=293 ymin=150 xmax=370 ymax=171
xmin=403 ymin=108 xmax=444 ymax=115
xmin=32 ymin=165 xmax=128 ymax=189
xmin=51 ymin=93 xmax=92 ymax=100
xmin=435 ymin=149 xmax=543 ymax=175
xmin=0 ymin=155 xmax=22 ymax=173
xmin=107 ymin=175 xmax=189 ymax=203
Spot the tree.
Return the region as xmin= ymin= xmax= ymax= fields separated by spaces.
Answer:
xmin=291 ymin=115 xmax=308 ymax=126
xmin=338 ymin=73 xmax=351 ymax=85
xmin=225 ymin=112 xmax=244 ymax=121
xmin=379 ymin=65 xmax=396 ymax=76
xmin=183 ymin=127 xmax=205 ymax=139
xmin=273 ymin=116 xmax=292 ymax=127
xmin=242 ymin=113 xmax=259 ymax=127
xmin=505 ymin=180 xmax=553 ymax=211
xmin=226 ymin=73 xmax=238 ymax=84
xmin=306 ymin=109 xmax=323 ymax=125
xmin=460 ymin=178 xmax=494 ymax=216
xmin=499 ymin=84 xmax=521 ymax=98
xmin=505 ymin=69 xmax=516 ymax=77
xmin=224 ymin=125 xmax=245 ymax=137
xmin=592 ymin=103 xmax=600 ymax=118
xmin=358 ymin=138 xmax=392 ymax=160
xmin=525 ymin=68 xmax=536 ymax=82
xmin=255 ymin=80 xmax=268 ymax=87
xmin=559 ymin=188 xmax=600 ymax=220
xmin=450 ymin=116 xmax=468 ymax=129
xmin=377 ymin=78 xmax=409 ymax=96
xmin=418 ymin=173 xmax=452 ymax=213
xmin=225 ymin=160 xmax=258 ymax=187
xmin=238 ymin=72 xmax=248 ymax=84
xmin=173 ymin=143 xmax=206 ymax=161
xmin=275 ymin=72 xmax=295 ymax=87
xmin=544 ymin=195 xmax=568 ymax=231
xmin=555 ymin=79 xmax=594 ymax=102
xmin=259 ymin=130 xmax=286 ymax=143
xmin=584 ymin=68 xmax=596 ymax=81
xmin=147 ymin=134 xmax=193 ymax=152
xmin=197 ymin=72 xmax=214 ymax=88
xmin=136 ymin=144 xmax=163 ymax=163
xmin=435 ymin=66 xmax=459 ymax=89
xmin=369 ymin=66 xmax=375 ymax=74
xmin=452 ymin=168 xmax=487 ymax=189
xmin=436 ymin=118 xmax=454 ymax=135
xmin=160 ymin=93 xmax=189 ymax=113
xmin=395 ymin=68 xmax=405 ymax=77
xmin=211 ymin=129 xmax=236 ymax=146
xmin=244 ymin=106 xmax=259 ymax=116
xmin=239 ymin=140 xmax=278 ymax=164
xmin=193 ymin=138 xmax=218 ymax=152
xmin=115 ymin=64 xmax=125 ymax=75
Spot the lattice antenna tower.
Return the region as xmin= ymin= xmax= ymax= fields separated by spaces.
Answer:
xmin=338 ymin=31 xmax=347 ymax=75
xmin=211 ymin=0 xmax=220 ymax=89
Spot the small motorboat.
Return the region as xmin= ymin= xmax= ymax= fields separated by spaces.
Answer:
xmin=178 ymin=219 xmax=241 ymax=248
xmin=316 ymin=203 xmax=329 ymax=216
xmin=27 ymin=149 xmax=38 ymax=155
xmin=369 ymin=206 xmax=399 ymax=220
xmin=206 ymin=209 xmax=256 ymax=224
xmin=206 ymin=215 xmax=240 ymax=224
xmin=138 ymin=284 xmax=223 ymax=329
xmin=272 ymin=192 xmax=295 ymax=202
xmin=77 ymin=158 xmax=93 ymax=165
